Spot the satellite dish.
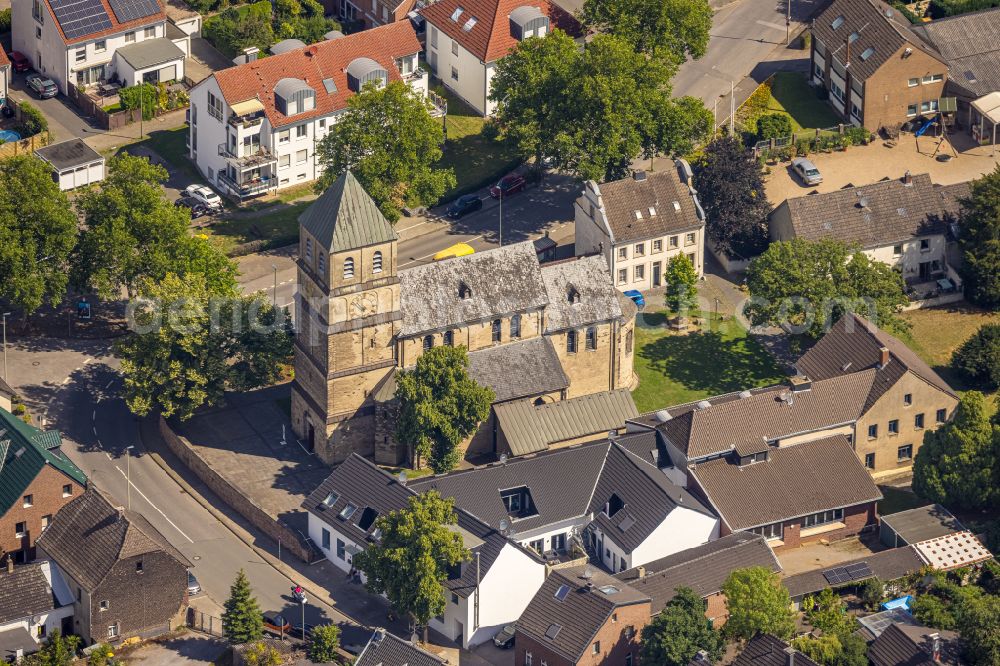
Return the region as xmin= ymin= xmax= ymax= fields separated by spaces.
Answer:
xmin=499 ymin=518 xmax=510 ymax=534
xmin=582 ymin=568 xmax=593 ymax=579
xmin=655 ymin=410 xmax=671 ymax=423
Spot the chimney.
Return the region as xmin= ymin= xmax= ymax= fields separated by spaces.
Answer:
xmin=903 ymin=170 xmax=913 ymax=185
xmin=693 ymin=650 xmax=710 ymax=663
xmin=306 ymin=45 xmax=319 ymax=57
xmin=6 ymin=556 xmax=13 ymax=574
xmin=636 ymin=565 xmax=646 ymax=579
xmin=117 ymin=506 xmax=126 ymax=521
xmin=789 ymin=375 xmax=812 ymax=392
xmin=633 ymin=170 xmax=647 ymax=182
xmin=930 ymin=633 xmax=941 ymax=662
xmin=784 ymin=645 xmax=796 ymax=666
xmin=878 ymin=346 xmax=890 ymax=368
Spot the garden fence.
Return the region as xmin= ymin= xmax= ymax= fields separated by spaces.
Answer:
xmin=187 ymin=608 xmax=224 ymax=637
xmin=752 ymin=124 xmax=875 ymax=160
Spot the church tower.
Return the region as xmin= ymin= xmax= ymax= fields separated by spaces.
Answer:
xmin=290 ymin=171 xmax=401 ymax=464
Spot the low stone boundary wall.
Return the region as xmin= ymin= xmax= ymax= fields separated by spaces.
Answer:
xmin=158 ymin=416 xmax=318 ymax=563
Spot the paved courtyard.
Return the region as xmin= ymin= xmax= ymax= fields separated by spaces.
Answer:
xmin=120 ymin=633 xmax=226 ymax=665
xmin=776 ymin=534 xmax=884 ymax=576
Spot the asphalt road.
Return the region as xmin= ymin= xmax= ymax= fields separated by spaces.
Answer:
xmin=5 ymin=69 xmax=99 ymax=143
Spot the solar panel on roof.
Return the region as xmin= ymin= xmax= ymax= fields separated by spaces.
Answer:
xmin=822 ymin=567 xmax=851 ymax=585
xmin=50 ymin=0 xmax=113 ymax=40
xmin=108 ymin=0 xmax=160 ymax=23
xmin=845 ymin=562 xmax=874 ymax=579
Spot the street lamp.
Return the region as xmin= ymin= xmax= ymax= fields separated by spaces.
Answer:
xmin=2 ymin=312 xmax=11 ymax=382
xmin=125 ymin=445 xmax=135 ymax=510
xmin=271 ymin=264 xmax=278 ymax=308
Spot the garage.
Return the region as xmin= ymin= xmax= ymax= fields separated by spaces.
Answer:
xmin=112 ymin=38 xmax=186 ymax=87
xmin=34 ymin=139 xmax=105 ymax=191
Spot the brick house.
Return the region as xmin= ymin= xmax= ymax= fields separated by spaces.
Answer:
xmin=810 ymin=0 xmax=949 ymax=130
xmin=0 ymin=407 xmax=87 ymax=564
xmin=733 ymin=635 xmax=821 ymax=666
xmin=515 ymin=565 xmax=650 ymax=666
xmin=35 ymin=487 xmax=191 ymax=646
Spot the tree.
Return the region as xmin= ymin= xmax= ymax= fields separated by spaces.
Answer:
xmin=721 ymin=567 xmax=795 ymax=640
xmin=951 ymin=323 xmax=1000 ymax=390
xmin=315 ymin=81 xmax=455 ymax=223
xmin=116 ymin=273 xmax=292 ymax=420
xmin=119 ymin=83 xmax=158 ymax=120
xmin=958 ymin=595 xmax=1000 ymax=666
xmin=353 ymin=491 xmax=470 ymax=641
xmin=395 ymin=346 xmax=494 ymax=472
xmin=804 ymin=588 xmax=856 ymax=639
xmin=958 ymin=165 xmax=1000 ymax=308
xmin=581 ymin=0 xmax=712 ymax=63
xmin=756 ymin=113 xmax=793 ymax=141
xmin=308 ymin=624 xmax=341 ymax=662
xmin=833 ymin=634 xmax=870 ymax=666
xmin=16 ymin=101 xmax=49 ymax=136
xmin=912 ymin=391 xmax=998 ymax=512
xmin=744 ymin=238 xmax=909 ymax=339
xmin=223 ymin=569 xmax=263 ymax=645
xmin=203 ymin=1 xmax=275 ymax=57
xmin=22 ymin=630 xmax=80 ymax=666
xmin=694 ymin=136 xmax=771 ymax=259
xmin=0 ymin=155 xmax=77 ymax=315
xmin=859 ymin=577 xmax=884 ymax=611
xmin=790 ymin=635 xmax=842 ymax=665
xmin=86 ymin=644 xmax=115 ymax=666
xmin=72 ymin=153 xmax=237 ymax=299
xmin=664 ymin=254 xmax=699 ymax=313
xmin=640 ymin=587 xmax=723 ymax=665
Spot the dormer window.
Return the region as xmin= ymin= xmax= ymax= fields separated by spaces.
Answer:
xmin=274 ymin=78 xmax=316 ymax=116
xmin=567 ymin=286 xmax=580 ymax=304
xmin=510 ymin=5 xmax=549 ymax=40
xmin=459 ymin=282 xmax=472 ymax=299
xmin=347 ymin=58 xmax=388 ymax=92
xmin=501 ymin=486 xmax=537 ymax=518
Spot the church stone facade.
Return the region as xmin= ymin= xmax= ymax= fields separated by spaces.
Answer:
xmin=291 ymin=172 xmax=637 ymax=466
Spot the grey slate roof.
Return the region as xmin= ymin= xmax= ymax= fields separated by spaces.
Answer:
xmin=0 ymin=627 xmax=35 ymax=663
xmin=35 ymin=138 xmax=104 ymax=172
xmin=733 ymin=635 xmax=821 ymax=666
xmin=616 ymin=532 xmax=781 ymax=612
xmin=35 ymin=486 xmax=191 ymax=591
xmin=868 ymin=623 xmax=962 ymax=666
xmin=913 ymin=8 xmax=1000 ymax=98
xmin=494 ymin=389 xmax=638 ymax=456
xmin=354 ymin=629 xmax=445 ymax=666
xmin=0 ymin=562 xmax=57 ymax=624
xmin=781 ymin=545 xmax=925 ymax=599
xmin=593 ymin=166 xmax=704 ymax=244
xmin=880 ymin=504 xmax=964 ymax=545
xmin=299 ymin=171 xmax=399 ymax=253
xmin=467 ymin=336 xmax=569 ymax=403
xmin=399 ymin=242 xmax=547 ymax=336
xmin=540 ymin=255 xmax=624 ymax=333
xmin=690 ymin=434 xmax=882 ymax=531
xmin=115 ymin=38 xmax=186 ymax=70
xmin=811 ymin=0 xmax=942 ymax=81
xmin=517 ymin=565 xmax=649 ymax=662
xmin=775 ymin=174 xmax=967 ymax=248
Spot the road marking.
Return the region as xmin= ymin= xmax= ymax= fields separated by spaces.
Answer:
xmin=84 ymin=358 xmax=93 ymax=365
xmin=755 ymin=19 xmax=786 ymax=31
xmin=400 ymin=235 xmax=485 ymax=268
xmin=92 ymin=427 xmax=97 ymax=436
xmin=105 ymin=452 xmax=112 ymax=461
xmin=92 ymin=410 xmax=96 ymax=421
xmin=62 ymin=377 xmax=70 ymax=385
xmin=115 ymin=466 xmax=195 ymax=543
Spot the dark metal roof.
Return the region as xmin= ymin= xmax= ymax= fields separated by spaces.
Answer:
xmin=354 ymin=629 xmax=445 ymax=666
xmin=733 ymin=635 xmax=821 ymax=666
xmin=346 ymin=56 xmax=386 ymax=79
xmin=616 ymin=532 xmax=781 ymax=611
xmin=782 ymin=545 xmax=925 ymax=599
xmin=690 ymin=434 xmax=882 ymax=531
xmin=34 ymin=138 xmax=104 ymax=172
xmin=880 ymin=504 xmax=964 ymax=545
xmin=299 ymin=171 xmax=398 ymax=253
xmin=0 ymin=562 xmax=57 ymax=624
xmin=913 ymin=8 xmax=1000 ymax=98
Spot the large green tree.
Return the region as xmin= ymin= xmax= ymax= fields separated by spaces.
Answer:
xmin=395 ymin=345 xmax=494 ymax=472
xmin=222 ymin=569 xmax=263 ymax=645
xmin=316 ymin=81 xmax=455 ymax=223
xmin=744 ymin=238 xmax=909 ymax=339
xmin=490 ymin=32 xmax=712 ymax=182
xmin=951 ymin=323 xmax=1000 ymax=390
xmin=694 ymin=136 xmax=771 ymax=259
xmin=116 ymin=272 xmax=292 ymax=420
xmin=581 ymin=0 xmax=712 ymax=62
xmin=640 ymin=587 xmax=723 ymax=665
xmin=0 ymin=155 xmax=77 ymax=316
xmin=353 ymin=491 xmax=470 ymax=641
xmin=72 ymin=153 xmax=237 ymax=299
xmin=664 ymin=253 xmax=699 ymax=313
xmin=912 ymin=391 xmax=998 ymax=512
xmin=958 ymin=593 xmax=1000 ymax=666
xmin=958 ymin=165 xmax=1000 ymax=309
xmin=721 ymin=567 xmax=795 ymax=641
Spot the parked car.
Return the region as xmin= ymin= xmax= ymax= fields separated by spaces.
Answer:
xmin=623 ymin=289 xmax=645 ymax=310
xmin=791 ymin=158 xmax=823 ymax=186
xmin=187 ymin=571 xmax=201 ymax=596
xmin=25 ymin=73 xmax=58 ymax=99
xmin=262 ymin=612 xmax=292 ymax=635
xmin=8 ymin=51 xmax=31 ymax=73
xmin=433 ymin=242 xmax=475 ymax=261
xmin=175 ymin=196 xmax=212 ymax=218
xmin=446 ymin=194 xmax=483 ymax=219
xmin=183 ymin=184 xmax=224 ymax=210
xmin=489 ymin=173 xmax=526 ymax=199
xmin=493 ymin=624 xmax=516 ymax=649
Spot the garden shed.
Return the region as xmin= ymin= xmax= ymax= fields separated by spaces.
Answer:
xmin=34 ymin=139 xmax=105 ymax=191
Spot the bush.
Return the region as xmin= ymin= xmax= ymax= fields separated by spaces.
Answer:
xmin=756 ymin=113 xmax=793 ymax=141
xmin=844 ymin=126 xmax=870 ymax=145
xmin=0 ymin=8 xmax=11 ymax=32
xmin=928 ymin=0 xmax=1000 ymax=17
xmin=951 ymin=323 xmax=1000 ymax=390
xmin=16 ymin=101 xmax=48 ymax=137
xmin=118 ymin=83 xmax=158 ymax=120
xmin=308 ymin=624 xmax=341 ymax=663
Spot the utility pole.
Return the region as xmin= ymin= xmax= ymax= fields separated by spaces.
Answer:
xmin=786 ymin=0 xmax=792 ymax=45
xmin=272 ymin=264 xmax=278 ymax=308
xmin=125 ymin=445 xmax=135 ymax=510
xmin=498 ymin=188 xmax=503 ymax=247
xmin=2 ymin=312 xmax=10 ymax=382
xmin=730 ymin=82 xmax=735 ymax=135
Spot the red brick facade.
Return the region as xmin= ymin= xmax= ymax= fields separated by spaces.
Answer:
xmin=714 ymin=502 xmax=877 ymax=554
xmin=515 ymin=600 xmax=650 ymax=666
xmin=0 ymin=465 xmax=85 ymax=563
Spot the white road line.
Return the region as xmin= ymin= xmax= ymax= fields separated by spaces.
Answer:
xmin=105 ymin=452 xmax=112 ymax=461
xmin=114 ymin=466 xmax=195 ymax=543
xmin=83 ymin=358 xmax=93 ymax=365
xmin=92 ymin=410 xmax=96 ymax=421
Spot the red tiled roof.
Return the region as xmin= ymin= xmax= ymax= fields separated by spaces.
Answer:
xmin=42 ymin=0 xmax=168 ymax=46
xmin=209 ymin=21 xmax=421 ymax=129
xmin=0 ymin=50 xmax=9 ymax=69
xmin=420 ymin=0 xmax=580 ymax=63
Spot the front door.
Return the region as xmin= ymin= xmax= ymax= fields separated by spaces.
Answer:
xmin=919 ymin=261 xmax=932 ymax=280
xmin=305 ymin=418 xmax=316 ymax=452
xmin=652 ymin=261 xmax=662 ymax=287
xmin=454 ymin=620 xmax=463 ymax=645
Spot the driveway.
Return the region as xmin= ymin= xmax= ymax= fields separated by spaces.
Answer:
xmin=5 ymin=70 xmax=99 ymax=143
xmin=124 ymin=633 xmax=227 ymax=665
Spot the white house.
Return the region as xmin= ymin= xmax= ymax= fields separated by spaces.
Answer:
xmin=575 ymin=162 xmax=707 ymax=292
xmin=419 ymin=0 xmax=579 ymax=116
xmin=0 ymin=559 xmax=76 ymax=661
xmin=12 ymin=0 xmax=186 ymax=95
xmin=187 ymin=21 xmax=437 ymax=199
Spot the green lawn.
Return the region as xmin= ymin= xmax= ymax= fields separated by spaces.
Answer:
xmin=631 ymin=309 xmax=786 ymax=413
xmin=878 ymin=485 xmax=926 ymax=516
xmin=432 ymin=84 xmax=522 ymax=199
xmin=204 ymin=201 xmax=310 ymax=254
xmin=766 ymin=72 xmax=842 ymax=132
xmin=137 ymin=125 xmax=201 ymax=183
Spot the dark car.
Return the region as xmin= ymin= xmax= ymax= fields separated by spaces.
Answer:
xmin=262 ymin=612 xmax=292 ymax=636
xmin=8 ymin=51 xmax=31 ymax=73
xmin=446 ymin=194 xmax=483 ymax=219
xmin=493 ymin=624 xmax=516 ymax=649
xmin=26 ymin=73 xmax=58 ymax=99
xmin=175 ymin=196 xmax=212 ymax=218
xmin=489 ymin=173 xmax=526 ymax=199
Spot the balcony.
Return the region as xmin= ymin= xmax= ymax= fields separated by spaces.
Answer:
xmin=426 ymin=89 xmax=447 ymax=118
xmin=229 ymin=110 xmax=265 ymax=129
xmin=217 ymin=171 xmax=278 ymax=200
xmin=218 ymin=143 xmax=279 ymax=169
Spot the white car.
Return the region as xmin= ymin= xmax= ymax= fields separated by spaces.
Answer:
xmin=183 ymin=185 xmax=223 ymax=210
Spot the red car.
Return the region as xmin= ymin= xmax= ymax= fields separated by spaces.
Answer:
xmin=489 ymin=173 xmax=526 ymax=199
xmin=8 ymin=52 xmax=30 ymax=73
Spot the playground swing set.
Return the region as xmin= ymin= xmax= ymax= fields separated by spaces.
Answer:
xmin=913 ymin=96 xmax=959 ymax=160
